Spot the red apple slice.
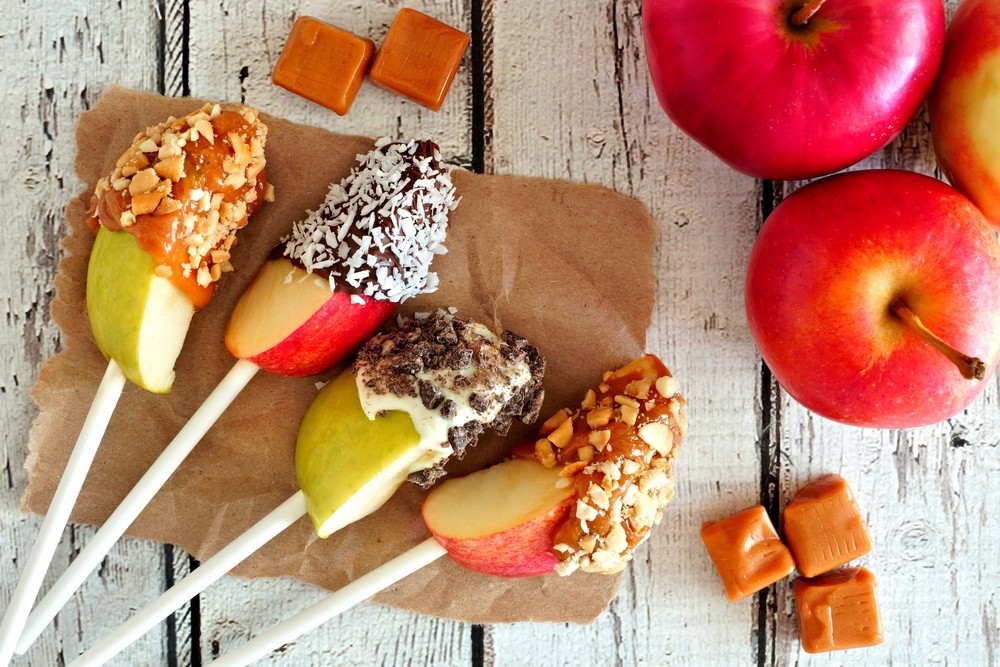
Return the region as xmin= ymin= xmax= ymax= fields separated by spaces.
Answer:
xmin=224 ymin=257 xmax=396 ymax=376
xmin=422 ymin=457 xmax=575 ymax=578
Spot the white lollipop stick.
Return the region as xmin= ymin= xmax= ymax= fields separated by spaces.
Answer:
xmin=0 ymin=361 xmax=127 ymax=667
xmin=209 ymin=538 xmax=447 ymax=667
xmin=15 ymin=359 xmax=260 ymax=655
xmin=70 ymin=491 xmax=307 ymax=667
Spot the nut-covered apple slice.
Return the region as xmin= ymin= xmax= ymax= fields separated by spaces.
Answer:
xmin=16 ymin=138 xmax=459 ymax=654
xmin=199 ymin=355 xmax=686 ymax=666
xmin=1 ymin=103 xmax=270 ymax=664
xmin=87 ymin=103 xmax=270 ymax=392
xmin=68 ymin=311 xmax=545 ymax=665
xmin=422 ymin=457 xmax=575 ymax=577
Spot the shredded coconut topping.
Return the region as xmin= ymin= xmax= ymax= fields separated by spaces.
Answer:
xmin=281 ymin=138 xmax=457 ymax=303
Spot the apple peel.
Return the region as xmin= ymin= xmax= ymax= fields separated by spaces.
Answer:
xmin=17 ymin=138 xmax=460 ymax=653
xmin=204 ymin=355 xmax=686 ymax=664
xmin=68 ymin=311 xmax=545 ymax=665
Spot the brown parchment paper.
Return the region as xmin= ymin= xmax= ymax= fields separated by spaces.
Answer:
xmin=24 ymin=87 xmax=656 ymax=624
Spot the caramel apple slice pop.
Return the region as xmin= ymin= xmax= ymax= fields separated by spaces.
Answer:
xmin=70 ymin=311 xmax=544 ymax=666
xmin=0 ymin=104 xmax=269 ymax=667
xmin=207 ymin=355 xmax=685 ymax=667
xmin=15 ymin=139 xmax=457 ymax=656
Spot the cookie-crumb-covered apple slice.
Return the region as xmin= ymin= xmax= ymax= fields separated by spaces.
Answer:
xmin=198 ymin=355 xmax=687 ymax=666
xmin=299 ymin=310 xmax=545 ymax=538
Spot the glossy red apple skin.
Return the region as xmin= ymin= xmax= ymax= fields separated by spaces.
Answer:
xmin=245 ymin=291 xmax=396 ymax=377
xmin=643 ymin=0 xmax=944 ymax=180
xmin=928 ymin=0 xmax=1000 ymax=228
xmin=745 ymin=170 xmax=1000 ymax=428
xmin=225 ymin=257 xmax=397 ymax=377
xmin=422 ymin=457 xmax=576 ymax=578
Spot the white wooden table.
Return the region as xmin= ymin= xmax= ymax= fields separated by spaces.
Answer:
xmin=2 ymin=1 xmax=997 ymax=665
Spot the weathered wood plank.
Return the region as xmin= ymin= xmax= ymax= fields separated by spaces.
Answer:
xmin=185 ymin=0 xmax=477 ymax=663
xmin=0 ymin=3 xmax=178 ymax=665
xmin=485 ymin=1 xmax=764 ymax=664
xmin=187 ymin=0 xmax=473 ymax=164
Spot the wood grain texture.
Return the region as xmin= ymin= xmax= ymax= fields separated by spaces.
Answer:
xmin=184 ymin=0 xmax=476 ymax=663
xmin=3 ymin=0 xmax=998 ymax=665
xmin=0 ymin=3 xmax=177 ymax=665
xmin=486 ymin=0 xmax=765 ymax=664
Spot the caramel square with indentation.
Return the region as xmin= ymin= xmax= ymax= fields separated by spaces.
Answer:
xmin=369 ymin=8 xmax=470 ymax=111
xmin=272 ymin=17 xmax=374 ymax=115
xmin=784 ymin=474 xmax=872 ymax=577
xmin=701 ymin=505 xmax=796 ymax=602
xmin=794 ymin=567 xmax=884 ymax=653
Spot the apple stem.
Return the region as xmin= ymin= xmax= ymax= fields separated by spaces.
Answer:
xmin=890 ymin=303 xmax=986 ymax=381
xmin=790 ymin=0 xmax=826 ymax=27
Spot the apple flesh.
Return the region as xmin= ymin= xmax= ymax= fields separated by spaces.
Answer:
xmin=928 ymin=0 xmax=1000 ymax=228
xmin=745 ymin=169 xmax=1000 ymax=428
xmin=86 ymin=227 xmax=194 ymax=393
xmin=643 ymin=0 xmax=944 ymax=180
xmin=422 ymin=457 xmax=575 ymax=578
xmin=224 ymin=257 xmax=397 ymax=376
xmin=295 ymin=368 xmax=431 ymax=538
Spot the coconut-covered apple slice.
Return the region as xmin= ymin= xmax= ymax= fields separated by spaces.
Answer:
xmin=225 ymin=138 xmax=455 ymax=376
xmin=0 ymin=103 xmax=270 ymax=665
xmin=16 ymin=139 xmax=458 ymax=655
xmin=199 ymin=355 xmax=687 ymax=666
xmin=68 ymin=311 xmax=544 ymax=666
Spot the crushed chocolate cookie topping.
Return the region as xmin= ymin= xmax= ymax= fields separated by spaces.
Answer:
xmin=354 ymin=310 xmax=545 ymax=489
xmin=281 ymin=138 xmax=457 ymax=303
xmin=534 ymin=355 xmax=685 ymax=576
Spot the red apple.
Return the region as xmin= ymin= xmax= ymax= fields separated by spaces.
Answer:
xmin=745 ymin=169 xmax=1000 ymax=428
xmin=224 ymin=257 xmax=396 ymax=376
xmin=928 ymin=0 xmax=1000 ymax=228
xmin=643 ymin=0 xmax=944 ymax=180
xmin=422 ymin=457 xmax=575 ymax=578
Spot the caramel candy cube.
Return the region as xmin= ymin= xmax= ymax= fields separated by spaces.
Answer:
xmin=272 ymin=17 xmax=375 ymax=115
xmin=369 ymin=8 xmax=470 ymax=111
xmin=794 ymin=567 xmax=884 ymax=653
xmin=701 ymin=505 xmax=796 ymax=602
xmin=784 ymin=474 xmax=872 ymax=577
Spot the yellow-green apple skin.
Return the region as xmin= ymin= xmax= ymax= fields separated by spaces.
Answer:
xmin=295 ymin=369 xmax=428 ymax=538
xmin=745 ymin=170 xmax=1000 ymax=428
xmin=225 ymin=258 xmax=396 ymax=377
xmin=422 ymin=457 xmax=575 ymax=578
xmin=86 ymin=227 xmax=194 ymax=393
xmin=929 ymin=0 xmax=1000 ymax=228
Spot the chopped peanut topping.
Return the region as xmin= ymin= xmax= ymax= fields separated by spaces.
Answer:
xmin=531 ymin=355 xmax=685 ymax=576
xmin=90 ymin=102 xmax=270 ymax=308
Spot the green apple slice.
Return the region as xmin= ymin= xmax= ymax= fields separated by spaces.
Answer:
xmin=86 ymin=227 xmax=195 ymax=393
xmin=296 ymin=369 xmax=443 ymax=538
